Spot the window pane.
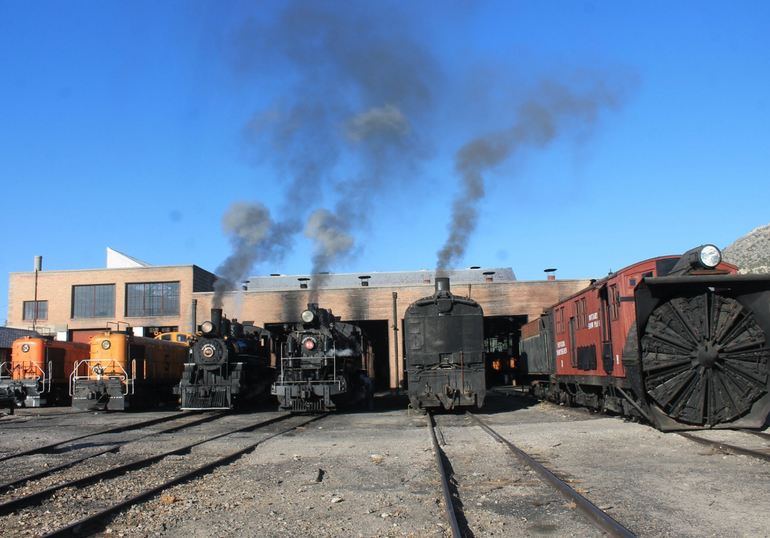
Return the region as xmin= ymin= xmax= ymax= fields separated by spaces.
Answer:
xmin=125 ymin=282 xmax=179 ymax=317
xmin=22 ymin=301 xmax=46 ymax=320
xmin=72 ymin=285 xmax=115 ymax=318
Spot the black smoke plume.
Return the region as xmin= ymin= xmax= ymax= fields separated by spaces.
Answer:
xmin=212 ymin=202 xmax=290 ymax=308
xmin=237 ymin=1 xmax=439 ymax=277
xmin=436 ymin=78 xmax=628 ymax=272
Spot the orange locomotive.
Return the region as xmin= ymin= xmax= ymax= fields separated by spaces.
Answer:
xmin=70 ymin=329 xmax=188 ymax=411
xmin=0 ymin=337 xmax=90 ymax=407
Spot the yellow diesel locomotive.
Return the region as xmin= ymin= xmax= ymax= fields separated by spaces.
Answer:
xmin=70 ymin=329 xmax=188 ymax=410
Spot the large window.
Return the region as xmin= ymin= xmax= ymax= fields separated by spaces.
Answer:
xmin=72 ymin=284 xmax=115 ymax=318
xmin=23 ymin=300 xmax=48 ymax=321
xmin=126 ymin=282 xmax=180 ymax=317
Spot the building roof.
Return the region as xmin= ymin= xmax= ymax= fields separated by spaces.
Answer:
xmin=0 ymin=327 xmax=39 ymax=348
xmin=242 ymin=267 xmax=516 ymax=291
xmin=106 ymin=247 xmax=151 ymax=268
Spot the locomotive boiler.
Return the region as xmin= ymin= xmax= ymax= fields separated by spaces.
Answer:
xmin=519 ymin=244 xmax=770 ymax=431
xmin=271 ymin=303 xmax=371 ymax=412
xmin=405 ymin=277 xmax=486 ymax=410
xmin=178 ymin=308 xmax=275 ymax=410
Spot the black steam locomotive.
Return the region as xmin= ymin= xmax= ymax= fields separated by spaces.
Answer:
xmin=177 ymin=308 xmax=275 ymax=410
xmin=271 ymin=303 xmax=371 ymax=412
xmin=405 ymin=277 xmax=486 ymax=410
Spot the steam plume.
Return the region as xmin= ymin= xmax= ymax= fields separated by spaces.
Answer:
xmin=213 ymin=202 xmax=288 ymax=308
xmin=238 ymin=1 xmax=438 ymax=275
xmin=437 ymin=79 xmax=627 ymax=271
xmin=304 ymin=208 xmax=355 ymax=302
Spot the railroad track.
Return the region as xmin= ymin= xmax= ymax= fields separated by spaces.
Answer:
xmin=0 ymin=411 xmax=226 ymax=493
xmin=0 ymin=412 xmax=323 ymax=537
xmin=427 ymin=412 xmax=463 ymax=537
xmin=427 ymin=411 xmax=635 ymax=537
xmin=0 ymin=411 xmax=199 ymax=463
xmin=678 ymin=429 xmax=770 ymax=463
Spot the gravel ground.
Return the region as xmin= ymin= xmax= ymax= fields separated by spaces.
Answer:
xmin=433 ymin=413 xmax=601 ymax=537
xmin=1 ymin=394 xmax=770 ymax=537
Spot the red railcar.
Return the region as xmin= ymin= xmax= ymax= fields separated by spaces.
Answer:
xmin=520 ymin=245 xmax=770 ymax=431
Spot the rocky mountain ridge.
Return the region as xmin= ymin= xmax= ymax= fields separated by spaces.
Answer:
xmin=723 ymin=223 xmax=770 ymax=274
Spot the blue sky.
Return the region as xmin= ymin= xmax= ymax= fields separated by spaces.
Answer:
xmin=2 ymin=1 xmax=769 ymax=320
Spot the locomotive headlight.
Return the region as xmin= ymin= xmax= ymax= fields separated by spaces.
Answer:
xmin=101 ymin=340 xmax=111 ymax=350
xmin=21 ymin=344 xmax=30 ymax=353
xmin=301 ymin=310 xmax=315 ymax=324
xmin=201 ymin=321 xmax=215 ymax=335
xmin=201 ymin=343 xmax=217 ymax=359
xmin=699 ymin=245 xmax=722 ymax=268
xmin=302 ymin=337 xmax=316 ymax=350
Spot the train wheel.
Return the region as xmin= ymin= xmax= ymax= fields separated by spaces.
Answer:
xmin=640 ymin=291 xmax=770 ymax=426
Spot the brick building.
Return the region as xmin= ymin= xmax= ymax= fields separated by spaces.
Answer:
xmin=7 ymin=249 xmax=216 ymax=342
xmin=6 ymin=249 xmax=590 ymax=390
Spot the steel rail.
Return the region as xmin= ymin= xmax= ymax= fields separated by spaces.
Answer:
xmin=739 ymin=429 xmax=770 ymax=442
xmin=0 ymin=412 xmax=197 ymax=463
xmin=42 ymin=413 xmax=327 ymax=538
xmin=0 ymin=413 xmax=293 ymax=515
xmin=427 ymin=412 xmax=462 ymax=538
xmin=0 ymin=412 xmax=226 ymax=493
xmin=467 ymin=413 xmax=635 ymax=538
xmin=678 ymin=432 xmax=770 ymax=463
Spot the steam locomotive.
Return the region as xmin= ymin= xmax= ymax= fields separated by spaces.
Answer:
xmin=271 ymin=303 xmax=371 ymax=412
xmin=404 ymin=277 xmax=486 ymax=410
xmin=519 ymin=244 xmax=770 ymax=431
xmin=177 ymin=308 xmax=275 ymax=410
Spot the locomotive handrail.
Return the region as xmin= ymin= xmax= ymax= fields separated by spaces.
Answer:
xmin=70 ymin=359 xmax=133 ymax=396
xmin=7 ymin=361 xmax=47 ymax=384
xmin=129 ymin=359 xmax=136 ymax=395
xmin=45 ymin=360 xmax=52 ymax=393
xmin=277 ymin=353 xmax=340 ymax=383
xmin=0 ymin=362 xmax=11 ymax=380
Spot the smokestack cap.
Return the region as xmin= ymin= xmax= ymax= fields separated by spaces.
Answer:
xmin=435 ymin=277 xmax=450 ymax=293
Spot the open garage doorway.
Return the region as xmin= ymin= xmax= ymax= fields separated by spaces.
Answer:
xmin=352 ymin=320 xmax=390 ymax=391
xmin=484 ymin=315 xmax=528 ymax=387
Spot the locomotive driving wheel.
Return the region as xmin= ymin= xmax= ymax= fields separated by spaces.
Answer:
xmin=640 ymin=291 xmax=770 ymax=426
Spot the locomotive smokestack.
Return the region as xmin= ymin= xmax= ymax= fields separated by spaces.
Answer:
xmin=435 ymin=277 xmax=450 ymax=294
xmin=211 ymin=308 xmax=223 ymax=334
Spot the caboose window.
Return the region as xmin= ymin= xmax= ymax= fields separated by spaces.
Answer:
xmin=125 ymin=282 xmax=180 ymax=317
xmin=574 ymin=298 xmax=588 ymax=329
xmin=609 ymin=285 xmax=620 ymax=320
xmin=72 ymin=284 xmax=115 ymax=319
xmin=555 ymin=307 xmax=565 ymax=333
xmin=23 ymin=300 xmax=48 ymax=320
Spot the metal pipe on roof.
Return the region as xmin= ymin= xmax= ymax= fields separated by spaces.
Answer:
xmin=392 ymin=291 xmax=400 ymax=393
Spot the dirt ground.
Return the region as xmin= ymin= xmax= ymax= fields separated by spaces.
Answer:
xmin=1 ymin=391 xmax=770 ymax=537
